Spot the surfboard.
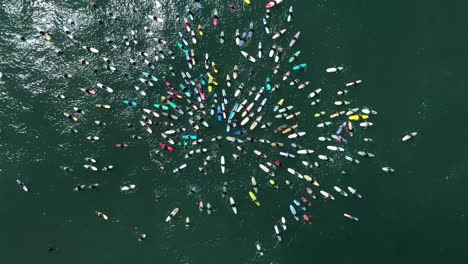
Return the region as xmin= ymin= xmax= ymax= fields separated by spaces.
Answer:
xmin=249 ymin=191 xmax=260 ymax=206
xmin=402 ymin=132 xmax=418 ymax=141
xmin=229 ymin=197 xmax=237 ymax=214
xmin=266 ymin=0 xmax=283 ymax=9
xmin=382 ymin=166 xmax=395 ymax=173
xmin=297 ymin=149 xmax=314 ymax=155
xmin=251 ymin=177 xmax=258 ymax=193
xmin=221 ymin=155 xmax=225 ymax=173
xmin=289 ymin=205 xmax=299 ymax=221
xmin=240 ymin=51 xmax=256 ymax=62
xmin=97 ymin=211 xmax=109 ymax=220
xmin=334 ymin=186 xmax=348 ymax=197
xmin=287 ymin=6 xmax=293 ymax=22
xmin=274 ymin=225 xmax=281 ymax=241
xmin=289 ymin=31 xmax=300 ymax=47
xmin=357 ymin=151 xmax=375 ymax=158
xmin=326 ymin=66 xmax=343 ymax=73
xmin=16 ymin=180 xmax=28 ymax=192
xmin=165 ymin=208 xmax=179 ymax=222
xmin=272 ymin=29 xmax=286 ymax=40
xmin=259 ymin=164 xmax=270 ymax=173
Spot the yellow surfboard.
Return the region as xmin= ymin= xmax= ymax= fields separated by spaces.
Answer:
xmin=269 ymin=179 xmax=279 ymax=189
xmin=211 ymin=61 xmax=218 ymax=73
xmin=314 ymin=111 xmax=325 ymax=118
xmin=249 ymin=191 xmax=261 ymax=206
xmin=207 ymin=72 xmax=215 ymax=81
xmin=349 ymin=114 xmax=368 ymax=121
xmin=197 ymin=25 xmax=204 ymax=36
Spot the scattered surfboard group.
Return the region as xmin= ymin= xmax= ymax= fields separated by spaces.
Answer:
xmin=14 ymin=0 xmax=420 ymax=255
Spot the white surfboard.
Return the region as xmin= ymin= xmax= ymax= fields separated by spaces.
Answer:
xmin=229 ymin=197 xmax=238 ymax=214
xmin=272 ymin=29 xmax=286 ymax=40
xmin=297 ymin=149 xmax=314 ymax=155
xmin=402 ymin=132 xmax=418 ymax=141
xmin=221 ymin=156 xmax=225 ymax=174
xmin=164 ymin=130 xmax=176 ymax=135
xmin=281 ymin=217 xmax=287 ymax=230
xmin=16 ymin=180 xmax=28 ymax=192
xmin=289 ymin=31 xmax=300 ymax=47
xmin=251 ymin=177 xmax=258 ymax=193
xmin=165 ymin=208 xmax=179 ymax=222
xmin=326 ymin=66 xmax=343 ymax=73
xmin=259 ymin=164 xmax=270 ymax=173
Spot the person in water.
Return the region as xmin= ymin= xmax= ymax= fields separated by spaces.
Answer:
xmin=229 ymin=3 xmax=237 ymax=13
xmin=274 ymin=160 xmax=284 ymax=167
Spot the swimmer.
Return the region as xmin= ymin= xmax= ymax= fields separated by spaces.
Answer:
xmin=115 ymin=143 xmax=129 ymax=149
xmin=61 ymin=166 xmax=73 ymax=172
xmin=74 ymin=184 xmax=85 ymax=192
xmin=87 ymin=135 xmax=99 ymax=141
xmin=131 ymin=135 xmax=142 ymax=140
xmin=155 ymin=160 xmax=164 ymax=170
xmin=88 ymin=183 xmax=100 ymax=189
xmin=382 ymin=166 xmax=395 ymax=173
xmin=94 ymin=120 xmax=106 ymax=126
xmin=80 ymin=88 xmax=96 ymax=95
xmin=82 ymin=46 xmax=99 ymax=53
xmin=73 ymin=107 xmax=84 ymax=114
xmin=228 ymin=3 xmax=237 ymax=13
xmin=84 ymin=157 xmax=96 ymax=163
xmin=138 ymin=234 xmax=147 ymax=241
xmin=102 ymin=165 xmax=113 ymax=171
xmin=96 ymin=211 xmax=109 ymax=220
xmin=121 ymin=184 xmax=136 ymax=191
xmin=274 ymin=160 xmax=284 ymax=167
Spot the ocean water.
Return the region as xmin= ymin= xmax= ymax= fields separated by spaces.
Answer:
xmin=1 ymin=0 xmax=467 ymax=263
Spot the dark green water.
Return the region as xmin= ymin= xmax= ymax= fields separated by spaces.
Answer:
xmin=1 ymin=0 xmax=467 ymax=263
